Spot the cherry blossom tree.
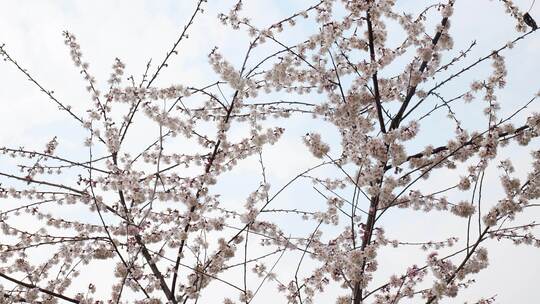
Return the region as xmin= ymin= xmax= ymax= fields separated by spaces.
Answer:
xmin=0 ymin=0 xmax=539 ymax=303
